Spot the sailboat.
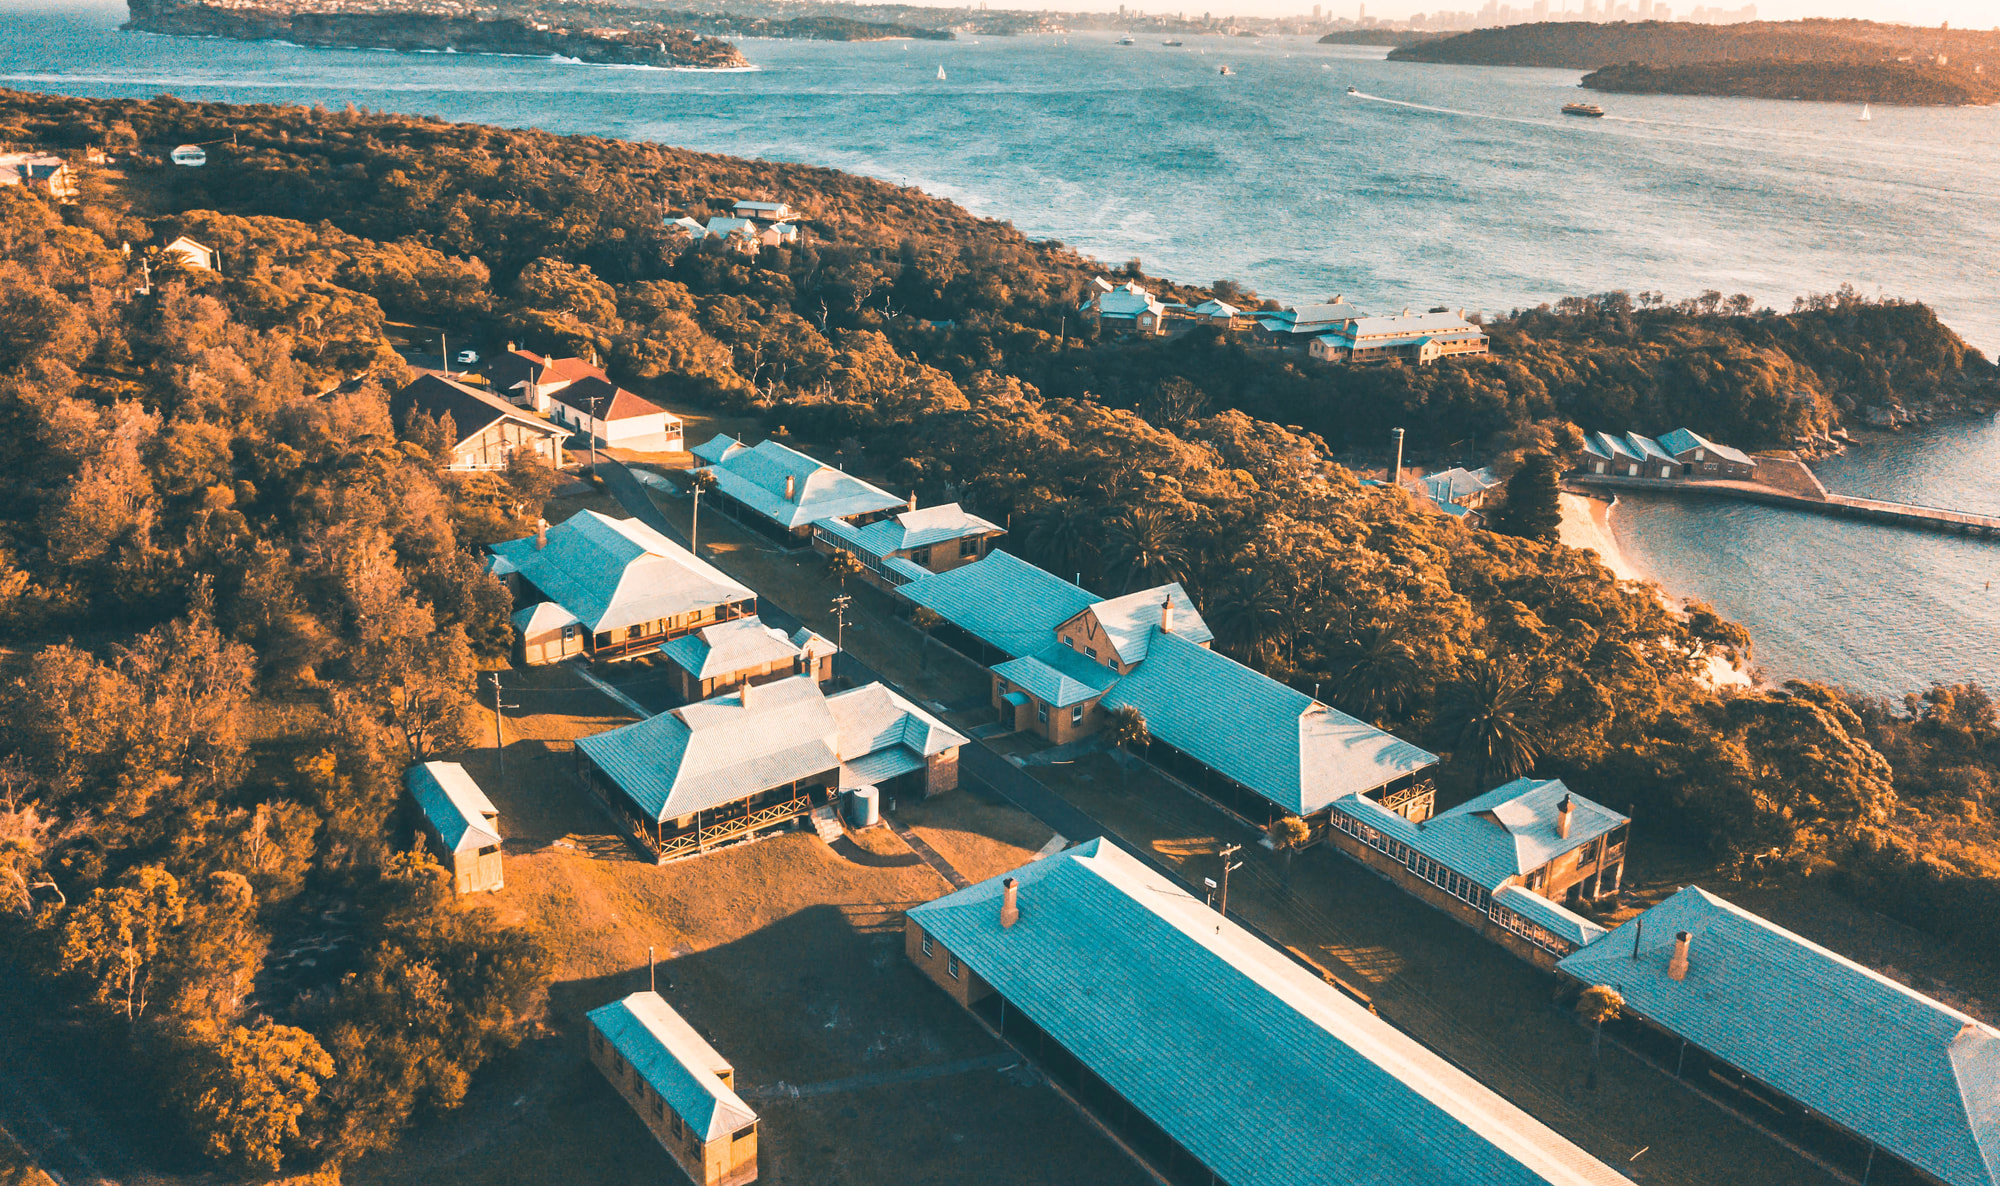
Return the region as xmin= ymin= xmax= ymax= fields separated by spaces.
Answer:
xmin=936 ymin=65 xmax=947 ymax=81
xmin=1859 ymin=103 xmax=1873 ymax=121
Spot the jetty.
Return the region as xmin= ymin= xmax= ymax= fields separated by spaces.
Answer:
xmin=1569 ymin=471 xmax=2000 ymax=539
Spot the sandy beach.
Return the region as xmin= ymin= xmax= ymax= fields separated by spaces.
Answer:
xmin=1558 ymin=491 xmax=1648 ymax=583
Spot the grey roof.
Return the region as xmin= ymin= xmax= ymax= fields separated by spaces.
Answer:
xmin=661 ymin=616 xmax=801 ymax=681
xmin=993 ymin=645 xmax=1121 ymax=709
xmin=404 ymin=761 xmax=500 ymax=854
xmin=691 ymin=432 xmax=747 ymax=465
xmin=1069 ymin=583 xmax=1213 ymax=665
xmin=899 ymin=551 xmax=1100 ymax=659
xmin=1333 ymin=779 xmax=1626 ymax=891
xmin=816 ymin=503 xmax=1004 ymax=560
xmin=1490 ymin=885 xmax=1608 ymax=949
xmin=586 ymin=992 xmax=757 ymax=1142
xmin=698 ymin=439 xmax=905 ymax=530
xmin=1623 ymin=432 xmax=1675 ymax=463
xmin=1263 ymin=301 xmax=1369 ymax=332
xmin=1560 ymin=887 xmax=2000 ymax=1186
xmin=1656 ymin=427 xmax=1755 ymax=467
xmin=1100 ymin=632 xmax=1436 ymax=815
xmin=1425 ymin=467 xmax=1503 ymax=504
xmin=1341 ymin=310 xmax=1483 ymax=340
xmin=907 ymin=840 xmax=1632 ymax=1186
xmin=510 ymin=600 xmax=580 ymax=635
xmin=577 ymin=677 xmax=963 ymax=822
xmin=1582 ymin=431 xmax=1640 ymax=464
xmin=488 ymin=511 xmax=754 ymax=634
xmin=391 ymin=373 xmax=564 ymax=449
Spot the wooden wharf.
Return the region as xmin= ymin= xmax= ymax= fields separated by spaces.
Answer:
xmin=1568 ymin=473 xmax=2000 ymax=539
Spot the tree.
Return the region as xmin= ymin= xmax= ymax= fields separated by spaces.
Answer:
xmin=912 ymin=605 xmax=944 ymax=670
xmin=1329 ymin=626 xmax=1422 ymax=723
xmin=174 ymin=1023 xmax=334 ymax=1172
xmin=1267 ymin=815 xmax=1311 ymax=890
xmin=1104 ymin=704 xmax=1150 ymax=789
xmin=688 ymin=468 xmax=717 ymax=557
xmin=1575 ymin=984 xmax=1624 ymax=1089
xmin=1494 ymin=451 xmax=1562 ymax=542
xmin=58 ymin=864 xmax=185 ymax=1023
xmin=825 ymin=548 xmax=865 ymax=590
xmin=1105 ymin=507 xmax=1186 ymax=593
xmin=1440 ymin=662 xmax=1543 ymax=787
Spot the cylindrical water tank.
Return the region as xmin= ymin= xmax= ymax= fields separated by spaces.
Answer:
xmin=847 ymin=785 xmax=880 ymax=828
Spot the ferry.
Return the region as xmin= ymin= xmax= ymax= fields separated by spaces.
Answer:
xmin=1346 ymin=85 xmax=1358 ymax=93
xmin=1561 ymin=102 xmax=1605 ymax=118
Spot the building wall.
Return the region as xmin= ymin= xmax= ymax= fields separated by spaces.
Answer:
xmin=450 ymin=419 xmax=562 ymax=471
xmin=586 ymin=1022 xmax=759 ymax=1186
xmin=924 ymin=748 xmax=960 ymax=797
xmin=1053 ymin=612 xmax=1131 ymax=673
xmin=903 ymin=533 xmax=992 ymax=575
xmin=904 ymin=917 xmax=993 ymax=1008
xmin=990 ymin=675 xmax=1104 ymax=745
xmin=678 ymin=653 xmax=811 ymax=703
xmin=587 ymin=600 xmax=754 ymax=658
xmin=519 ymin=622 xmax=585 ymax=666
xmin=449 ymin=844 xmax=505 ymax=895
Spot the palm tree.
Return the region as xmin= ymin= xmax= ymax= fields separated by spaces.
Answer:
xmin=688 ymin=468 xmax=717 ymax=557
xmin=1025 ymin=499 xmax=1098 ymax=586
xmin=1104 ymin=704 xmax=1150 ymax=790
xmin=1267 ymin=815 xmax=1311 ymax=892
xmin=912 ymin=605 xmax=943 ymax=670
xmin=1105 ymin=507 xmax=1186 ymax=593
xmin=1327 ymin=625 xmax=1420 ymax=722
xmin=1210 ymin=568 xmax=1289 ymax=670
xmin=1575 ymin=984 xmax=1624 ymax=1090
xmin=1440 ymin=661 xmax=1543 ymax=786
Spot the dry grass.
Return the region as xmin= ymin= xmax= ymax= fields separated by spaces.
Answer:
xmin=1032 ymin=753 xmax=1833 ymax=1186
xmin=894 ymin=784 xmax=1058 ymax=885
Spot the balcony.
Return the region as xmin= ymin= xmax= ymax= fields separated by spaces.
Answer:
xmin=637 ymin=793 xmax=815 ymax=862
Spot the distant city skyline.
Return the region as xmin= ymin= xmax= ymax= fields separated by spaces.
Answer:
xmin=888 ymin=0 xmax=1994 ymax=25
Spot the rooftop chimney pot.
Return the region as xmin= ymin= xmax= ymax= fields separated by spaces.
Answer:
xmin=1557 ymin=793 xmax=1574 ymax=840
xmin=1160 ymin=595 xmax=1175 ymax=634
xmin=1668 ymin=930 xmax=1692 ymax=981
xmin=784 ymin=473 xmax=797 ymax=501
xmin=908 ymin=490 xmax=918 ymax=513
xmin=1000 ymin=877 xmax=1020 ymax=929
xmin=535 ymin=517 xmax=548 ymax=550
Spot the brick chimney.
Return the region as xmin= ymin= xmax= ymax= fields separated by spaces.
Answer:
xmin=1668 ymin=931 xmax=1692 ymax=981
xmin=535 ymin=517 xmax=548 ymax=549
xmin=907 ymin=490 xmax=918 ymax=513
xmin=784 ymin=473 xmax=797 ymax=501
xmin=1000 ymin=877 xmax=1019 ymax=929
xmin=1557 ymin=793 xmax=1574 ymax=840
xmin=1160 ymin=594 xmax=1175 ymax=634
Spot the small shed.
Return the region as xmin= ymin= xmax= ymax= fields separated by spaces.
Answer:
xmin=513 ymin=600 xmax=584 ymax=666
xmin=587 ymin=991 xmax=759 ymax=1186
xmin=404 ymin=761 xmax=503 ymax=894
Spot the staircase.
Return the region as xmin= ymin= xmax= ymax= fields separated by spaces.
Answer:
xmin=809 ymin=803 xmax=845 ymax=845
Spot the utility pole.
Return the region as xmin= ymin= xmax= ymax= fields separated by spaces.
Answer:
xmin=1389 ymin=426 xmax=1405 ymax=487
xmin=489 ymin=673 xmax=518 ymax=787
xmin=830 ymin=593 xmax=852 ymax=652
xmin=587 ymin=392 xmax=604 ymax=472
xmin=649 ymin=945 xmax=656 ymax=993
xmin=1215 ymin=842 xmax=1243 ymax=917
xmin=441 ymin=330 xmax=449 ymax=378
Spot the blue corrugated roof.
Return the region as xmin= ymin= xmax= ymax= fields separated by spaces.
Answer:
xmin=908 ymin=841 xmax=1632 ymax=1186
xmin=587 ymin=992 xmax=756 ymax=1142
xmin=1100 ymin=632 xmax=1436 ymax=815
xmin=899 ymin=551 xmax=1099 ymax=659
xmin=993 ymin=646 xmax=1120 ymax=708
xmin=1656 ymin=427 xmax=1755 ymax=468
xmin=1333 ymin=779 xmax=1625 ymax=891
xmin=1561 ymin=888 xmax=2000 ymax=1186
xmin=1490 ymin=885 xmax=1607 ymax=949
xmin=404 ymin=761 xmax=500 ymax=854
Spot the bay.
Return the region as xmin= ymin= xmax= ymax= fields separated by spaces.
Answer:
xmin=8 ymin=0 xmax=2000 ymax=695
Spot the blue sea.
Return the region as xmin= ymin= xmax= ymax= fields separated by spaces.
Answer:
xmin=8 ymin=0 xmax=2000 ymax=694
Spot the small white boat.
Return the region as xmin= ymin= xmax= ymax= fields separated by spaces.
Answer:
xmin=1118 ymin=34 xmax=1135 ymax=45
xmin=936 ymin=65 xmax=946 ymax=80
xmin=1218 ymin=65 xmax=1234 ymax=75
xmin=1859 ymin=103 xmax=1872 ymax=121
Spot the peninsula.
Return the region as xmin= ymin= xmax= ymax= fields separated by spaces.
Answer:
xmin=1390 ymin=18 xmax=2000 ymax=104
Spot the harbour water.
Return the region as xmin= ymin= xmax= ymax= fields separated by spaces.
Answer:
xmin=7 ymin=0 xmax=2000 ymax=695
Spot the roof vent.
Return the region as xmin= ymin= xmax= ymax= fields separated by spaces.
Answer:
xmin=1669 ymin=931 xmax=1692 ymax=981
xmin=1000 ymin=877 xmax=1020 ymax=929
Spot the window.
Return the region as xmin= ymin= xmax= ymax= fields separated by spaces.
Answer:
xmin=1061 ymin=635 xmax=1075 ymax=650
xmin=995 ymin=678 xmax=1008 ymax=696
xmin=960 ymin=536 xmax=981 ymax=557
xmin=1037 ymin=704 xmax=1049 ymax=725
xmin=947 ymin=953 xmax=960 ymax=980
xmin=562 ymin=624 xmax=576 ymax=641
xmin=1084 ymin=646 xmax=1098 ymax=660
xmin=921 ymin=931 xmax=933 ymax=957
xmin=594 ymin=632 xmax=612 ymax=648
xmin=1072 ymin=704 xmax=1084 ymax=726
xmin=627 ymin=625 xmax=643 ymax=641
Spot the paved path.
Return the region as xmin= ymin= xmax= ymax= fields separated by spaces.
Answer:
xmin=741 ymin=1053 xmax=1015 ymax=1101
xmin=886 ymin=820 xmax=969 ymax=889
xmin=567 ymin=662 xmax=654 ymax=719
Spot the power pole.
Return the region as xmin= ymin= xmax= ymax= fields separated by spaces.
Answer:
xmin=830 ymin=593 xmax=852 ymax=652
xmin=1389 ymin=426 xmax=1405 ymax=487
xmin=441 ymin=330 xmax=449 ymax=378
xmin=691 ymin=482 xmax=704 ymax=558
xmin=1215 ymin=842 xmax=1243 ymax=917
xmin=489 ymin=672 xmax=518 ymax=787
xmin=587 ymin=393 xmax=604 ymax=472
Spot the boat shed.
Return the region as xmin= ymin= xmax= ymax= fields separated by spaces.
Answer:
xmin=905 ymin=840 xmax=1633 ymax=1186
xmin=586 ymin=991 xmax=758 ymax=1186
xmin=1559 ymin=887 xmax=2000 ymax=1186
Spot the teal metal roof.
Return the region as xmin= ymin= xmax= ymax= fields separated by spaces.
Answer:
xmin=587 ymin=992 xmax=756 ymax=1142
xmin=1490 ymin=885 xmax=1607 ymax=950
xmin=822 ymin=502 xmax=1003 ymax=560
xmin=659 ymin=616 xmax=800 ymax=681
xmin=1561 ymin=888 xmax=2000 ymax=1186
xmin=1100 ymin=632 xmax=1436 ymax=815
xmin=488 ymin=511 xmax=753 ymax=633
xmin=699 ymin=439 xmax=905 ymax=530
xmin=1657 ymin=427 xmax=1755 ymax=467
xmin=1332 ymin=779 xmax=1625 ymax=891
xmin=899 ymin=551 xmax=1099 ymax=659
xmin=1072 ymin=583 xmax=1214 ymax=664
xmin=993 ymin=646 xmax=1119 ymax=709
xmin=908 ymin=841 xmax=1632 ymax=1186
xmin=404 ymin=761 xmax=500 ymax=854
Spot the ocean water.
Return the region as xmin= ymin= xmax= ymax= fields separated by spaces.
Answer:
xmin=8 ymin=0 xmax=2000 ymax=694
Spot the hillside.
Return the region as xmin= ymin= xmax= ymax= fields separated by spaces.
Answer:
xmin=1584 ymin=59 xmax=1999 ymax=105
xmin=1389 ymin=17 xmax=2000 ymax=69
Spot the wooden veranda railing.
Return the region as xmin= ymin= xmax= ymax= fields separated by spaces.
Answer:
xmin=644 ymin=794 xmax=815 ymax=861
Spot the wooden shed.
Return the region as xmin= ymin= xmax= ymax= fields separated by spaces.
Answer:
xmin=404 ymin=761 xmax=503 ymax=894
xmin=587 ymin=991 xmax=759 ymax=1186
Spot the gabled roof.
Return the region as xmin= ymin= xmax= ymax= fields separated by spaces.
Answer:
xmin=691 ymin=433 xmax=747 ymax=465
xmin=487 ymin=348 xmax=606 ymax=397
xmin=899 ymin=551 xmax=1100 ymax=659
xmin=661 ymin=616 xmax=800 ymax=680
xmin=390 ymin=374 xmax=565 ymax=449
xmin=825 ymin=682 xmax=968 ymax=762
xmin=1491 ymin=885 xmax=1608 ymax=949
xmin=789 ymin=626 xmax=838 ymax=662
xmin=1095 ymin=281 xmax=1165 ymax=319
xmin=1424 ymin=467 xmax=1501 ymax=503
xmin=1336 ymin=779 xmax=1625 ymax=891
xmin=1582 ymin=431 xmax=1640 ymax=463
xmin=1340 ymin=310 xmax=1482 ymax=340
xmin=586 ymin=992 xmax=757 ymax=1143
xmin=993 ymin=645 xmax=1121 ymax=709
xmin=404 ymin=761 xmax=500 ymax=854
xmin=1100 ymin=632 xmax=1436 ymax=815
xmin=487 ymin=511 xmax=753 ymax=633
xmin=1560 ymin=887 xmax=2000 ymax=1186
xmin=511 ymin=601 xmax=580 ymax=634
xmin=699 ymin=439 xmax=905 ymax=530
xmin=1067 ymin=583 xmax=1213 ymax=665
xmin=1656 ymin=428 xmax=1754 ymax=467
xmin=546 ymin=375 xmax=673 ymax=423
xmin=1189 ymin=298 xmax=1240 ymax=319
xmin=1623 ymin=433 xmax=1674 ymax=463
xmin=1262 ymin=301 xmax=1368 ymax=333
xmin=908 ymin=841 xmax=1632 ymax=1186
xmin=823 ymin=503 xmax=1004 ymax=560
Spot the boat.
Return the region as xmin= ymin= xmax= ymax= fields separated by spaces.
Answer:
xmin=1859 ymin=103 xmax=1873 ymax=121
xmin=1346 ymin=85 xmax=1358 ymax=93
xmin=1118 ymin=34 xmax=1135 ymax=45
xmin=936 ymin=65 xmax=946 ymax=80
xmin=1162 ymin=39 xmax=1183 ymax=46
xmin=1561 ymin=102 xmax=1605 ymax=117
xmin=1218 ymin=65 xmax=1235 ymax=75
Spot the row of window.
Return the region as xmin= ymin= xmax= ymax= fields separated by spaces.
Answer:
xmin=1058 ymin=634 xmax=1102 ymax=662
xmin=592 ymin=1027 xmax=711 ymax=1152
xmin=1330 ymin=810 xmax=1491 ymax=912
xmin=917 ymin=929 xmax=960 ymax=980
xmin=1492 ymin=904 xmax=1572 ymax=955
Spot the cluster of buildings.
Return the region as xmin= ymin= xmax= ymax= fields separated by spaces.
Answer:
xmin=0 ymin=152 xmax=77 ymax=201
xmin=1578 ymin=427 xmax=1757 ymax=481
xmin=391 ymin=346 xmax=683 ymax=471
xmin=1396 ymin=0 xmax=1755 ymax=30
xmin=669 ymin=199 xmax=801 ymax=253
xmin=1082 ymin=279 xmax=1490 ymax=367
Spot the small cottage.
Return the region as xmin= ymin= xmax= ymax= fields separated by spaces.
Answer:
xmin=404 ymin=761 xmax=503 ymax=894
xmin=660 ymin=616 xmax=834 ymax=703
xmin=391 ymin=374 xmax=567 ymax=472
xmin=586 ymin=992 xmax=758 ymax=1186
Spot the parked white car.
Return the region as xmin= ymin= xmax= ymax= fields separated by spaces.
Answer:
xmin=454 ymin=350 xmax=480 ymax=365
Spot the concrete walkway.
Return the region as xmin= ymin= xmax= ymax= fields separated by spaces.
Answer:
xmin=887 ymin=821 xmax=970 ymax=890
xmin=742 ymin=1053 xmax=1015 ymax=1101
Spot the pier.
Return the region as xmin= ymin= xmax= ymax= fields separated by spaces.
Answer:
xmin=1568 ymin=473 xmax=2000 ymax=539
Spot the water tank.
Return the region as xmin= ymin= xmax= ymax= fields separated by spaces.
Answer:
xmin=846 ymin=785 xmax=880 ymax=829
